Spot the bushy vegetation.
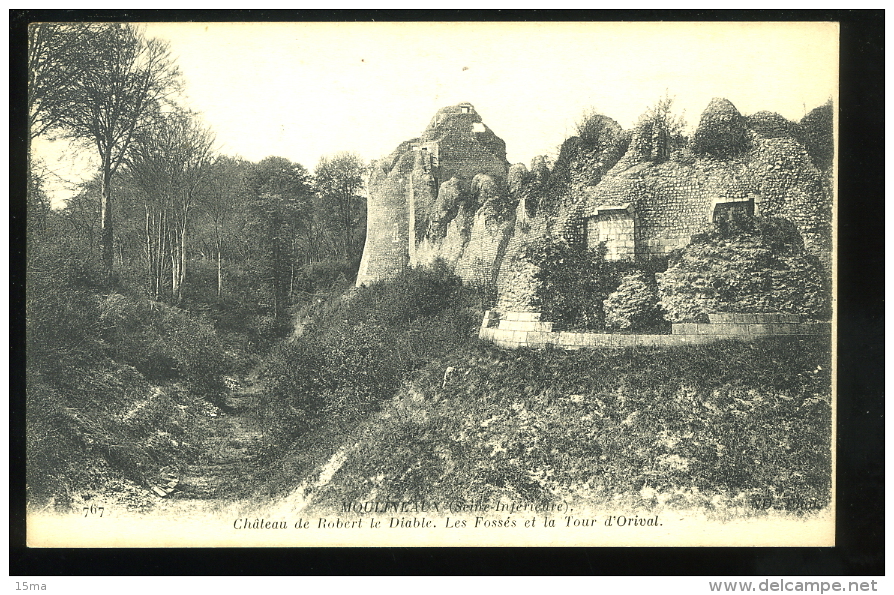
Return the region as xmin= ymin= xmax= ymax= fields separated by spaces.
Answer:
xmin=97 ymin=294 xmax=228 ymax=398
xmin=630 ymin=93 xmax=688 ymax=162
xmin=306 ymin=337 xmax=832 ymax=514
xmin=657 ymin=217 xmax=832 ymax=322
xmin=256 ymin=261 xmax=479 ymax=449
xmin=27 ymin=26 xmax=373 ymax=509
xmin=575 ymin=110 xmax=623 ymax=150
xmin=26 ymin=247 xmax=221 ymax=506
xmin=28 ymin=117 xmax=370 ymax=513
xmin=544 ymin=112 xmax=628 ymax=194
xmin=295 ymin=258 xmax=360 ymax=293
xmin=604 ymin=272 xmax=663 ymax=330
xmin=522 ymin=237 xmax=616 ymax=330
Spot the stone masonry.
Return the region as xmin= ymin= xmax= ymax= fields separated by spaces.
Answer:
xmin=357 ymin=103 xmax=510 ymax=286
xmin=358 ymin=99 xmax=833 ymax=315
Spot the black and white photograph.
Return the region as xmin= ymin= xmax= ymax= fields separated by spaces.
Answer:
xmin=24 ymin=19 xmax=839 ymax=548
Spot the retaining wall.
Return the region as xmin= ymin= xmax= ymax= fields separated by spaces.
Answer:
xmin=480 ymin=311 xmax=830 ymax=350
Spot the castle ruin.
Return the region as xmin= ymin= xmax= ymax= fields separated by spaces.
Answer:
xmin=357 ymin=100 xmax=832 ymax=315
xmin=356 ymin=102 xmax=510 ymax=286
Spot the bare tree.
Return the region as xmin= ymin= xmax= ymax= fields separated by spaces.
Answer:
xmin=197 ymin=155 xmax=248 ymax=297
xmin=52 ymin=23 xmax=180 ymax=285
xmin=126 ymin=108 xmax=216 ymax=303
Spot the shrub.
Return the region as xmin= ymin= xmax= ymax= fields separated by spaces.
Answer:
xmin=523 ymin=236 xmax=615 ymax=329
xmin=27 ymin=273 xmax=103 ymax=372
xmin=656 ymin=217 xmax=831 ymax=322
xmin=604 ymin=272 xmax=663 ymax=330
xmin=543 ymin=136 xmax=584 ymax=198
xmin=692 ymin=97 xmax=749 ymax=158
xmin=26 ymin=216 xmax=229 ymax=505
xmin=26 ymin=286 xmax=207 ymax=505
xmin=257 ymin=261 xmax=477 ymax=446
xmin=298 ymin=258 xmax=359 ymax=293
xmin=630 ymin=93 xmax=687 ymax=162
xmin=98 ymin=294 xmax=228 ymax=399
xmin=575 ymin=110 xmax=623 ymax=151
xmin=363 ymin=259 xmax=464 ymax=325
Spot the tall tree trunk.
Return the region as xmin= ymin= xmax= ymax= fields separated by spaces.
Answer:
xmin=272 ymin=215 xmax=284 ymax=322
xmin=100 ymin=153 xmax=114 ymax=286
xmin=343 ymin=199 xmax=352 ymax=258
xmin=145 ymin=206 xmax=153 ymax=298
xmin=171 ymin=249 xmax=178 ymax=304
xmin=170 ymin=220 xmax=180 ymax=304
xmin=155 ymin=208 xmax=165 ymax=300
xmin=178 ymin=223 xmax=187 ymax=304
xmin=216 ymin=238 xmax=223 ymax=298
xmin=272 ymin=230 xmax=280 ymax=321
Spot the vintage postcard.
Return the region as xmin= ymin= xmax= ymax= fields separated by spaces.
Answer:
xmin=26 ymin=20 xmax=837 ymax=547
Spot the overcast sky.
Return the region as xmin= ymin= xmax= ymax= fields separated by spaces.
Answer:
xmin=33 ymin=21 xmax=838 ymax=206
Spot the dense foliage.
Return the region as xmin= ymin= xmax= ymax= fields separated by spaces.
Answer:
xmin=97 ymin=294 xmax=228 ymax=398
xmin=313 ymin=152 xmax=367 ymax=259
xmin=603 ymin=272 xmax=663 ymax=330
xmin=657 ymin=217 xmax=831 ymax=322
xmin=523 ymin=236 xmax=614 ymax=330
xmin=26 ymin=235 xmax=224 ymax=506
xmin=256 ymin=261 xmax=478 ymax=448
xmin=575 ymin=111 xmax=623 ymax=151
xmin=25 ymin=23 xmax=371 ymax=507
xmin=629 ymin=93 xmax=687 ymax=162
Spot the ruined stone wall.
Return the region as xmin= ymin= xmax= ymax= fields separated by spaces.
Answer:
xmin=420 ymin=104 xmax=508 ymax=186
xmin=359 ymin=98 xmax=832 ymax=310
xmin=628 ymin=165 xmax=714 ymax=255
xmin=454 ymin=209 xmax=515 ymax=286
xmin=578 ymin=138 xmax=829 ymax=264
xmin=748 ymin=137 xmax=832 ymax=267
xmin=494 ymin=212 xmax=547 ymax=313
xmin=355 ymin=154 xmax=413 ymax=285
xmin=480 ymin=311 xmax=830 ymax=350
xmin=581 ymin=161 xmax=713 ymax=258
xmin=587 ymin=209 xmax=637 ymax=260
xmin=494 ymin=197 xmax=582 ymax=313
xmin=357 ymin=103 xmax=512 ymax=287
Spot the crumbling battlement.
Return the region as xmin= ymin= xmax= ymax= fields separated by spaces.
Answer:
xmin=356 ymin=103 xmax=512 ymax=286
xmin=577 ymin=134 xmax=830 ymax=264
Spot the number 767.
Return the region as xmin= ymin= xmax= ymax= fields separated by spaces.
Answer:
xmin=83 ymin=504 xmax=104 ymax=517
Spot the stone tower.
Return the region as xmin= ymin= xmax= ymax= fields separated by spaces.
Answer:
xmin=356 ymin=103 xmax=509 ymax=286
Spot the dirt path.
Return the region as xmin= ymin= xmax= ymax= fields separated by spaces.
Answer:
xmin=148 ymin=379 xmax=267 ymax=516
xmin=184 ymin=379 xmax=265 ymax=496
xmin=149 ymin=376 xmax=356 ymax=518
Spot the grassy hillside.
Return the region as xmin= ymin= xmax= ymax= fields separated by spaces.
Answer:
xmin=290 ymin=336 xmax=832 ymax=516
